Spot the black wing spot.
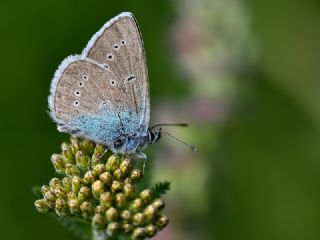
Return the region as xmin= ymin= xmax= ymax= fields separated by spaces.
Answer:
xmin=127 ymin=75 xmax=136 ymax=82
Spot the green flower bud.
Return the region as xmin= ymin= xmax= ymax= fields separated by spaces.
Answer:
xmin=75 ymin=150 xmax=90 ymax=170
xmin=41 ymin=185 xmax=50 ymax=195
xmin=80 ymin=201 xmax=93 ymax=218
xmin=123 ymin=183 xmax=135 ymax=200
xmin=143 ymin=205 xmax=156 ymax=222
xmin=70 ymin=136 xmax=80 ymax=154
xmin=124 ymin=177 xmax=133 ymax=184
xmin=111 ymin=180 xmax=122 ymax=193
xmin=68 ymin=198 xmax=80 ymax=214
xmin=105 ymin=207 xmax=119 ymax=222
xmin=83 ymin=170 xmax=96 ymax=185
xmin=65 ymin=163 xmax=80 ymax=177
xmin=120 ymin=210 xmax=132 ymax=222
xmin=155 ymin=214 xmax=169 ymax=230
xmin=62 ymin=177 xmax=72 ymax=191
xmin=61 ymin=142 xmax=74 ymax=163
xmin=34 ymin=199 xmax=49 ymax=213
xmin=72 ymin=176 xmax=82 ymax=193
xmin=44 ymin=190 xmax=56 ymax=207
xmin=145 ymin=224 xmax=157 ymax=238
xmin=106 ymin=222 xmax=121 ymax=236
xmin=54 ymin=185 xmax=66 ymax=198
xmin=78 ymin=186 xmax=91 ymax=201
xmin=130 ymin=169 xmax=142 ymax=183
xmin=100 ymin=192 xmax=114 ymax=208
xmin=130 ymin=198 xmax=143 ymax=213
xmin=55 ymin=198 xmax=68 ymax=216
xmin=140 ymin=189 xmax=152 ymax=204
xmin=95 ymin=205 xmax=107 ymax=215
xmin=113 ymin=168 xmax=123 ymax=181
xmin=132 ymin=227 xmax=146 ymax=239
xmin=49 ymin=178 xmax=62 ymax=188
xmin=115 ymin=193 xmax=126 ymax=209
xmin=106 ymin=155 xmax=120 ymax=172
xmin=92 ymin=180 xmax=105 ymax=199
xmin=119 ymin=158 xmax=132 ymax=176
xmin=122 ymin=223 xmax=133 ymax=234
xmin=152 ymin=198 xmax=165 ymax=211
xmin=92 ymin=144 xmax=107 ymax=165
xmin=133 ymin=212 xmax=145 ymax=226
xmin=51 ymin=154 xmax=65 ymax=174
xmin=93 ymin=164 xmax=105 ymax=176
xmin=67 ymin=192 xmax=77 ymax=200
xmin=92 ymin=213 xmax=106 ymax=228
xmin=79 ymin=139 xmax=95 ymax=155
xmin=99 ymin=171 xmax=113 ymax=186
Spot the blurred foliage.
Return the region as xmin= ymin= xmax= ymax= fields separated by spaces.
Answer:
xmin=0 ymin=0 xmax=319 ymax=240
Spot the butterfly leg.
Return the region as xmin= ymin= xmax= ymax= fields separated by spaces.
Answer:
xmin=97 ymin=146 xmax=109 ymax=161
xmin=135 ymin=151 xmax=147 ymax=174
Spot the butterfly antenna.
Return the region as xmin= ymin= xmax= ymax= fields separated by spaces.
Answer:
xmin=162 ymin=130 xmax=197 ymax=152
xmin=151 ymin=123 xmax=188 ymax=129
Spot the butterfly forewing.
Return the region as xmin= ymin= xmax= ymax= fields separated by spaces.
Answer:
xmin=83 ymin=13 xmax=150 ymax=132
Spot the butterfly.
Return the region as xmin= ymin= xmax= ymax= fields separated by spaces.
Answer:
xmin=48 ymin=12 xmax=163 ymax=161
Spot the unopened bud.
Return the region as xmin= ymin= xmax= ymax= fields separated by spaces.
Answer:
xmin=34 ymin=199 xmax=49 ymax=213
xmin=99 ymin=171 xmax=112 ymax=186
xmin=100 ymin=192 xmax=114 ymax=208
xmin=106 ymin=155 xmax=120 ymax=172
xmin=105 ymin=207 xmax=118 ymax=222
xmin=92 ymin=180 xmax=105 ymax=199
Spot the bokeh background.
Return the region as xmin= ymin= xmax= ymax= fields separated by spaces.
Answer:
xmin=1 ymin=0 xmax=320 ymax=239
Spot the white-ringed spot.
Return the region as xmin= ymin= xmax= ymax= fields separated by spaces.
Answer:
xmin=74 ymin=90 xmax=81 ymax=96
xmin=73 ymin=101 xmax=80 ymax=107
xmin=110 ymin=79 xmax=116 ymax=86
xmin=82 ymin=74 xmax=89 ymax=80
xmin=107 ymin=53 xmax=113 ymax=60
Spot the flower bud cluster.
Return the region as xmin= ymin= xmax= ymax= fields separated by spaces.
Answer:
xmin=34 ymin=137 xmax=169 ymax=239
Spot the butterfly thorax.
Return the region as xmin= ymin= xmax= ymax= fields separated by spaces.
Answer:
xmin=111 ymin=128 xmax=161 ymax=154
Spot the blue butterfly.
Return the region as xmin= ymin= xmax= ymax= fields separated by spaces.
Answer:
xmin=48 ymin=12 xmax=162 ymax=162
xmin=48 ymin=13 xmax=195 ymax=168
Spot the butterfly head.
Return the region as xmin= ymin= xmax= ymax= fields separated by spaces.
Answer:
xmin=147 ymin=127 xmax=162 ymax=144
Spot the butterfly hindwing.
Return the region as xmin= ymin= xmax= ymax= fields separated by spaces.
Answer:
xmin=49 ymin=56 xmax=141 ymax=144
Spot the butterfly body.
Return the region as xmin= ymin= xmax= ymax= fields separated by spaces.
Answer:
xmin=48 ymin=12 xmax=160 ymax=157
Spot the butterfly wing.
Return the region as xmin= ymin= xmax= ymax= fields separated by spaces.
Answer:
xmin=48 ymin=12 xmax=150 ymax=144
xmin=49 ymin=56 xmax=142 ymax=144
xmin=83 ymin=12 xmax=150 ymax=133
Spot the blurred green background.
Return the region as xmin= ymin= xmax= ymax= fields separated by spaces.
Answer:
xmin=1 ymin=0 xmax=319 ymax=239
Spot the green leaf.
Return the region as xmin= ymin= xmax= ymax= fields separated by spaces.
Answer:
xmin=151 ymin=181 xmax=171 ymax=199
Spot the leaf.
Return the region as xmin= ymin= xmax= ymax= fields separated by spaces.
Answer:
xmin=151 ymin=181 xmax=171 ymax=199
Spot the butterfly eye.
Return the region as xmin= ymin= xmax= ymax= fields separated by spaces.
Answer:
xmin=74 ymin=90 xmax=81 ymax=96
xmin=78 ymin=82 xmax=83 ymax=87
xmin=121 ymin=40 xmax=126 ymax=45
xmin=107 ymin=54 xmax=113 ymax=60
xmin=113 ymin=44 xmax=119 ymax=50
xmin=102 ymin=64 xmax=109 ymax=69
xmin=82 ymin=75 xmax=89 ymax=80
xmin=73 ymin=101 xmax=80 ymax=107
